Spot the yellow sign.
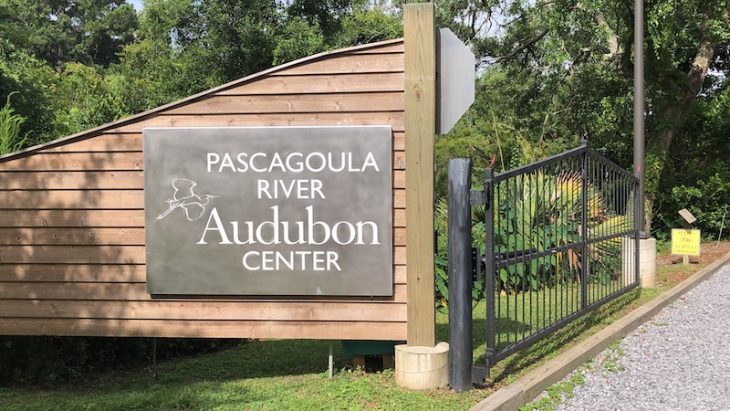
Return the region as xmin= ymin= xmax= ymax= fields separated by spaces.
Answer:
xmin=671 ymin=229 xmax=701 ymax=256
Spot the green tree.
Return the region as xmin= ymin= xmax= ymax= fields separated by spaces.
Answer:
xmin=433 ymin=0 xmax=730 ymax=233
xmin=273 ymin=17 xmax=327 ymax=65
xmin=334 ymin=7 xmax=402 ymax=47
xmin=0 ymin=0 xmax=138 ymax=69
xmin=654 ymin=86 xmax=730 ymax=236
xmin=112 ymin=0 xmax=212 ymax=112
xmin=0 ymin=42 xmax=58 ymax=145
xmin=196 ymin=0 xmax=280 ymax=82
xmin=53 ymin=63 xmax=130 ymax=136
xmin=1 ymin=0 xmax=725 ymax=241
xmin=117 ymin=0 xmax=402 ymax=113
xmin=116 ymin=0 xmax=282 ymax=110
xmin=285 ymin=0 xmax=363 ymax=41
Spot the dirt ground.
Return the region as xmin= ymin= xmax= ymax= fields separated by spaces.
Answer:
xmin=654 ymin=241 xmax=730 ymax=289
xmin=657 ymin=240 xmax=730 ymax=266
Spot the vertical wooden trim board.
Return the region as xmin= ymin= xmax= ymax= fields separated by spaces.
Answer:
xmin=404 ymin=3 xmax=437 ymax=347
xmin=0 ymin=39 xmax=408 ymax=341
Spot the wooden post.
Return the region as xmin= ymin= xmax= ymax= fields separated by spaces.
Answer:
xmin=682 ymin=222 xmax=691 ymax=265
xmin=404 ymin=2 xmax=436 ymax=347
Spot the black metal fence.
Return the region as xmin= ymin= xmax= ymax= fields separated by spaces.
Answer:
xmin=447 ymin=141 xmax=640 ymax=391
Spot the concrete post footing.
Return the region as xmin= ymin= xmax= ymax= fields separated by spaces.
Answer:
xmin=639 ymin=237 xmax=657 ymax=288
xmin=395 ymin=342 xmax=449 ymax=390
xmin=622 ymin=237 xmax=657 ymax=288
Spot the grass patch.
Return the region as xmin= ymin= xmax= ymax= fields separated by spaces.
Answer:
xmin=0 ymin=339 xmax=485 ymax=411
xmin=521 ymin=371 xmax=585 ymax=411
xmin=1 ymin=244 xmax=725 ymax=410
xmin=599 ymin=342 xmax=625 ymax=373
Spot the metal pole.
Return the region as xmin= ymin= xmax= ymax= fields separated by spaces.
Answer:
xmin=484 ymin=167 xmax=495 ymax=379
xmin=634 ymin=179 xmax=641 ymax=284
xmin=447 ymin=158 xmax=473 ymax=392
xmin=634 ymin=0 xmax=646 ymax=236
xmin=718 ymin=206 xmax=727 ymax=245
xmin=580 ymin=141 xmax=589 ymax=308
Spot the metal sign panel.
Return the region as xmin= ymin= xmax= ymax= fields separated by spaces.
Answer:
xmin=143 ymin=126 xmax=393 ymax=296
xmin=678 ymin=208 xmax=697 ymax=225
xmin=437 ymin=28 xmax=476 ymax=135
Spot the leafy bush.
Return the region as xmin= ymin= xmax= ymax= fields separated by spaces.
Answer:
xmin=435 ymin=161 xmax=633 ymax=307
xmin=653 ymin=89 xmax=730 ymax=239
xmin=655 ymin=171 xmax=730 ymax=239
xmin=0 ymin=92 xmax=28 ymax=154
xmin=494 ymin=169 xmax=631 ymax=291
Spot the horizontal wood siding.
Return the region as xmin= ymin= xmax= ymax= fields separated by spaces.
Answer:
xmin=216 ymin=73 xmax=404 ymax=95
xmin=13 ymin=132 xmax=404 ymax=154
xmin=0 ymin=283 xmax=408 ymax=301
xmin=0 ymin=300 xmax=407 ymax=321
xmin=107 ymin=113 xmax=405 ymax=133
xmin=0 ymin=40 xmax=407 ymax=341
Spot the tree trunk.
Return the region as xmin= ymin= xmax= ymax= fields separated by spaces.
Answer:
xmin=643 ymin=27 xmax=716 ymax=231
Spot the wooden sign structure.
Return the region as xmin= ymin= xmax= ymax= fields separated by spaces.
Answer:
xmin=672 ymin=208 xmax=700 ymax=265
xmin=0 ymin=39 xmax=409 ymax=341
xmin=0 ymin=3 xmax=466 ymax=352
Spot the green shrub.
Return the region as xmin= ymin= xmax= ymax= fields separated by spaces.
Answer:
xmin=655 ymin=171 xmax=730 ymax=239
xmin=0 ymin=92 xmax=28 ymax=154
xmin=435 ymin=163 xmax=632 ymax=307
xmin=493 ymin=169 xmax=629 ymax=291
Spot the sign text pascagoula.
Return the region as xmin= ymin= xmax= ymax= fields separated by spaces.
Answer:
xmin=143 ymin=126 xmax=393 ymax=296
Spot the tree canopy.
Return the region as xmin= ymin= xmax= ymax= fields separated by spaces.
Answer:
xmin=0 ymin=0 xmax=727 ymax=236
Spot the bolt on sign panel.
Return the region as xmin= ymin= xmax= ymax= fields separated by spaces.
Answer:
xmin=144 ymin=126 xmax=393 ymax=296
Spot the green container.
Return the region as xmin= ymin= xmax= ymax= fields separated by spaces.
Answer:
xmin=341 ymin=340 xmax=398 ymax=358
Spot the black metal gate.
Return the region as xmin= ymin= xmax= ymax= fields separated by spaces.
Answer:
xmin=447 ymin=141 xmax=640 ymax=391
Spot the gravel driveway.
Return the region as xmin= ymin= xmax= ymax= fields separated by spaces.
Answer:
xmin=554 ymin=264 xmax=730 ymax=411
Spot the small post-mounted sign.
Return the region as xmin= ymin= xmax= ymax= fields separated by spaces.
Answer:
xmin=144 ymin=126 xmax=393 ymax=296
xmin=671 ymin=228 xmax=701 ymax=263
xmin=673 ymin=208 xmax=700 ymax=265
xmin=437 ymin=28 xmax=475 ymax=135
xmin=678 ymin=208 xmax=697 ymax=225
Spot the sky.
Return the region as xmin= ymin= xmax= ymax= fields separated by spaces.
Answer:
xmin=129 ymin=0 xmax=144 ymax=11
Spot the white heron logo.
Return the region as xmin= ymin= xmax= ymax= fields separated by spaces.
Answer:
xmin=157 ymin=178 xmax=218 ymax=222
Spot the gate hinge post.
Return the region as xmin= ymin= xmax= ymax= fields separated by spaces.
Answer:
xmin=471 ymin=247 xmax=482 ymax=282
